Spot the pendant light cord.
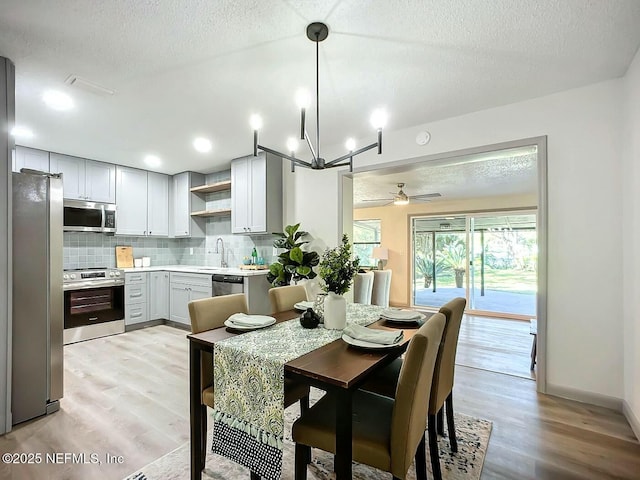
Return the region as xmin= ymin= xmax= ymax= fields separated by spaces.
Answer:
xmin=316 ymin=32 xmax=320 ymax=159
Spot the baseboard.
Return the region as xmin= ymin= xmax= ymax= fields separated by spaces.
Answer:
xmin=546 ymin=383 xmax=623 ymax=411
xmin=163 ymin=319 xmax=191 ymax=331
xmin=622 ymin=400 xmax=640 ymax=441
xmin=125 ymin=319 xmax=164 ymax=332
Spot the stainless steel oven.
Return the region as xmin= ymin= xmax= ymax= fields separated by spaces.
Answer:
xmin=63 ymin=268 xmax=125 ymax=344
xmin=63 ymin=199 xmax=116 ymax=233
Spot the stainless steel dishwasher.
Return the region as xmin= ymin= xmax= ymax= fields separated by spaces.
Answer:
xmin=211 ymin=274 xmax=244 ymax=296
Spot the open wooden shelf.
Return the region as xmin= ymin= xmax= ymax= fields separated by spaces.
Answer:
xmin=190 ymin=180 xmax=231 ymax=194
xmin=190 ymin=208 xmax=231 ymax=218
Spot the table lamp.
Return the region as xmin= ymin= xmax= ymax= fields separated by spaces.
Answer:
xmin=372 ymin=246 xmax=388 ymax=270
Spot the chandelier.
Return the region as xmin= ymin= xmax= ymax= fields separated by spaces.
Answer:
xmin=250 ymin=22 xmax=387 ymax=172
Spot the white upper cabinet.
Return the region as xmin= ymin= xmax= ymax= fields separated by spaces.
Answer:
xmin=49 ymin=153 xmax=115 ymax=203
xmin=231 ymin=153 xmax=282 ymax=234
xmin=231 ymin=157 xmax=250 ymax=234
xmin=50 ymin=153 xmax=85 ymax=200
xmin=147 ymin=172 xmax=169 ymax=237
xmin=14 ymin=146 xmax=49 ymax=173
xmin=116 ymin=166 xmax=148 ymax=235
xmin=170 ymin=172 xmax=205 ymax=238
xmin=85 ymin=160 xmax=116 ymax=203
xmin=116 ymin=167 xmax=170 ymax=237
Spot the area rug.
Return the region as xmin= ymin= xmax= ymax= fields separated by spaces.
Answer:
xmin=125 ymin=393 xmax=491 ymax=480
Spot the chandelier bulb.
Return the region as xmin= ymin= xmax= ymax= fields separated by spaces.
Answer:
xmin=250 ymin=114 xmax=263 ymax=131
xmin=345 ymin=138 xmax=356 ymax=151
xmin=286 ymin=137 xmax=299 ymax=153
xmin=370 ymin=108 xmax=388 ymax=130
xmin=295 ymin=89 xmax=312 ymax=109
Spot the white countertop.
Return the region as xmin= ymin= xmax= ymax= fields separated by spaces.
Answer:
xmin=121 ymin=264 xmax=270 ymax=277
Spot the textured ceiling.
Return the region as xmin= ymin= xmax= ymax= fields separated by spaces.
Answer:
xmin=353 ymin=147 xmax=538 ymax=207
xmin=1 ymin=1 xmax=640 ymax=174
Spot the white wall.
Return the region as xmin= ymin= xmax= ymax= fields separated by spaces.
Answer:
xmin=287 ymin=79 xmax=625 ymax=402
xmin=623 ymin=47 xmax=640 ymax=434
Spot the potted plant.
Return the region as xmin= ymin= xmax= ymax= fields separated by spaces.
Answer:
xmin=318 ymin=234 xmax=360 ymax=329
xmin=439 ymin=241 xmax=466 ymax=288
xmin=267 ymin=223 xmax=320 ymax=287
xmin=415 ymin=253 xmax=444 ymax=288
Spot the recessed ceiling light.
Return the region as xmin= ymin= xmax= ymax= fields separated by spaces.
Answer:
xmin=42 ymin=90 xmax=74 ymax=111
xmin=144 ymin=155 xmax=162 ymax=168
xmin=193 ymin=137 xmax=212 ymax=153
xmin=11 ymin=126 xmax=34 ymax=139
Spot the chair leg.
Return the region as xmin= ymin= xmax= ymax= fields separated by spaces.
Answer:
xmin=414 ymin=432 xmax=428 ymax=480
xmin=295 ymin=443 xmax=309 ymax=480
xmin=445 ymin=392 xmax=458 ymax=453
xmin=200 ymin=404 xmax=207 ymax=471
xmin=428 ymin=414 xmax=443 ymax=480
xmin=299 ymin=395 xmax=309 ymax=415
xmin=436 ymin=406 xmax=445 ymax=436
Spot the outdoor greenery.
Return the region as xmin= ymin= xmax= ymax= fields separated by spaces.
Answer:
xmin=318 ymin=234 xmax=360 ymax=295
xmin=413 ymin=230 xmax=537 ymax=294
xmin=267 ymin=223 xmax=319 ymax=287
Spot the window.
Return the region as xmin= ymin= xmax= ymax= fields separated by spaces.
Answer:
xmin=353 ymin=219 xmax=381 ymax=268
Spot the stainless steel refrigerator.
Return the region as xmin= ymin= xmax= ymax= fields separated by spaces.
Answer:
xmin=12 ymin=170 xmax=64 ymax=425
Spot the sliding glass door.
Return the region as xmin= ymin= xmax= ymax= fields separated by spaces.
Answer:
xmin=412 ymin=211 xmax=537 ymax=318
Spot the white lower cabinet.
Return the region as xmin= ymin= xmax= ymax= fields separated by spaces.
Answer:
xmin=169 ymin=273 xmax=212 ymax=326
xmin=149 ymin=271 xmax=170 ymax=320
xmin=125 ymin=273 xmax=148 ymax=325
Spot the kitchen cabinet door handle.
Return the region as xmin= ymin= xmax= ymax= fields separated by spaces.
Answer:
xmin=130 ymin=293 xmax=143 ymax=298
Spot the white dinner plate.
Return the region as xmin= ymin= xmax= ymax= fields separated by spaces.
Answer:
xmin=224 ymin=315 xmax=276 ymax=331
xmin=294 ymin=301 xmax=315 ymax=311
xmin=380 ymin=312 xmax=426 ymax=323
xmin=341 ymin=334 xmax=403 ymax=350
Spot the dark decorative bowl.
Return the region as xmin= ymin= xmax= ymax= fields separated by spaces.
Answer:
xmin=299 ymin=308 xmax=320 ymax=329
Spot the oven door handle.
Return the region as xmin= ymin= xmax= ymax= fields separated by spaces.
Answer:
xmin=64 ymin=281 xmax=124 ymax=291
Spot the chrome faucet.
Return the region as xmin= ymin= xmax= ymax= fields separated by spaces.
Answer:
xmin=215 ymin=237 xmax=227 ymax=268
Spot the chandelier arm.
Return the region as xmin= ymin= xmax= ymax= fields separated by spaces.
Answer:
xmin=303 ymin=128 xmax=318 ymax=161
xmin=257 ymin=144 xmax=312 ymax=168
xmin=324 ymin=142 xmax=379 ymax=167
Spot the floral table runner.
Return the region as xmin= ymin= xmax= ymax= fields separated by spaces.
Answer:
xmin=212 ymin=303 xmax=385 ymax=480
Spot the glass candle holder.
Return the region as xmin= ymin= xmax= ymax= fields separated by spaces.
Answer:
xmin=313 ymin=292 xmax=327 ymax=322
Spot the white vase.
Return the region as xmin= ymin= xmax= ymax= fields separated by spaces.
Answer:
xmin=323 ymin=292 xmax=347 ymax=330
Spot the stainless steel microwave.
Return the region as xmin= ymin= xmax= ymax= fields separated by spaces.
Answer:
xmin=63 ymin=199 xmax=116 ymax=233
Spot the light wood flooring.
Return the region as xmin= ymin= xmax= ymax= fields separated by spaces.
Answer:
xmin=0 ymin=324 xmax=638 ymax=479
xmin=457 ymin=314 xmax=536 ymax=380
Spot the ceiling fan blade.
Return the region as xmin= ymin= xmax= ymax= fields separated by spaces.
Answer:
xmin=409 ymin=193 xmax=442 ymax=199
xmin=362 ymin=198 xmax=392 ymax=202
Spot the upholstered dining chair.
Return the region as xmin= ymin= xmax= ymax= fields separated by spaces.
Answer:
xmin=291 ymin=312 xmax=445 ymax=480
xmin=353 ymin=271 xmax=375 ymax=304
xmin=268 ymin=284 xmax=308 ymax=313
xmin=360 ymin=297 xmax=467 ymax=480
xmin=188 ymin=294 xmax=310 ymax=473
xmin=371 ymin=269 xmax=392 ymax=307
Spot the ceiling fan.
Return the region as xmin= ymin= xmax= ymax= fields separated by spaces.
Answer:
xmin=363 ymin=183 xmax=442 ymax=206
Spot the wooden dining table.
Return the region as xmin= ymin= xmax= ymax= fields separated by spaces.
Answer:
xmin=187 ymin=308 xmax=427 ymax=480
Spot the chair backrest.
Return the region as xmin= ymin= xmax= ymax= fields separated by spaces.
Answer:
xmin=371 ymin=270 xmax=392 ymax=307
xmin=429 ymin=297 xmax=466 ymax=413
xmin=353 ymin=271 xmax=374 ymax=304
xmin=188 ymin=294 xmax=248 ymax=397
xmin=268 ymin=284 xmax=307 ymax=314
xmin=390 ymin=312 xmax=445 ymax=478
xmin=188 ymin=293 xmax=248 ymax=334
